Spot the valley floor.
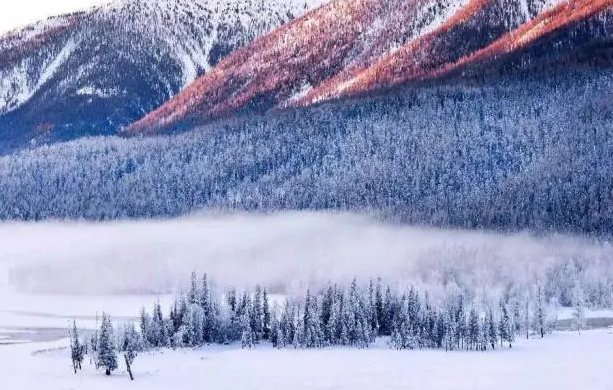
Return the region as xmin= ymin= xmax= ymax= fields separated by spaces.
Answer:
xmin=1 ymin=328 xmax=612 ymax=390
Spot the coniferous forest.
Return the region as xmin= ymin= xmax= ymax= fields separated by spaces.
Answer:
xmin=1 ymin=69 xmax=612 ymax=234
xmin=72 ymin=261 xmax=613 ymax=377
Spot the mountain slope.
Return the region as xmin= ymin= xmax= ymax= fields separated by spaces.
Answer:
xmin=127 ymin=0 xmax=613 ymax=135
xmin=300 ymin=0 xmax=613 ymax=103
xmin=0 ymin=0 xmax=323 ymax=152
xmin=1 ymin=67 xmax=611 ymax=233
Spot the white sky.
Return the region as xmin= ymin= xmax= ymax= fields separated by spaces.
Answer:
xmin=0 ymin=0 xmax=109 ymax=35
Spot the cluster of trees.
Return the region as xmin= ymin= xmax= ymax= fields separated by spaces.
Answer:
xmin=70 ymin=313 xmax=141 ymax=379
xmin=70 ymin=267 xmax=612 ymax=377
xmin=129 ymin=273 xmax=559 ymax=353
xmin=1 ymin=69 xmax=612 ymax=233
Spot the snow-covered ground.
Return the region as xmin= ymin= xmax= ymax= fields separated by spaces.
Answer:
xmin=1 ymin=329 xmax=612 ymax=389
xmin=1 ymin=214 xmax=612 ymax=388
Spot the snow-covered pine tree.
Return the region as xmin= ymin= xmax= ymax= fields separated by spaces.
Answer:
xmin=499 ymin=303 xmax=513 ymax=348
xmin=455 ymin=295 xmax=466 ymax=350
xmin=269 ymin=303 xmax=280 ymax=347
xmin=262 ymin=288 xmax=271 ymax=341
xmin=368 ymin=279 xmax=379 ymax=338
xmin=443 ymin=309 xmax=456 ymax=352
xmin=252 ymin=285 xmax=264 ymax=342
xmin=187 ymin=303 xmax=205 ymax=346
xmin=512 ymin=300 xmax=522 ymax=336
xmin=293 ymin=307 xmax=305 ymax=348
xmin=138 ymin=308 xmax=151 ymax=347
xmin=535 ymin=285 xmax=545 ymax=338
xmin=277 ymin=301 xmax=294 ymax=348
xmin=478 ymin=317 xmax=489 ymax=351
xmin=70 ymin=321 xmax=85 ymax=373
xmin=240 ymin=309 xmax=255 ymax=349
xmin=121 ymin=322 xmax=141 ymax=381
xmin=199 ymin=273 xmax=216 ymax=343
xmin=301 ymin=289 xmax=324 ymax=348
xmin=468 ymin=308 xmax=480 ymax=350
xmin=375 ymin=279 xmax=384 ymax=337
xmin=382 ymin=285 xmax=395 ymax=336
xmin=390 ymin=293 xmax=418 ymax=350
xmin=97 ymin=313 xmax=118 ymax=376
xmin=188 ymin=272 xmax=199 ymax=305
xmin=572 ymin=283 xmax=586 ymax=334
xmin=487 ymin=309 xmax=498 ymax=350
xmin=326 ymin=292 xmax=341 ymax=345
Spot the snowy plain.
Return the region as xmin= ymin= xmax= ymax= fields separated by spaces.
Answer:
xmin=0 ymin=212 xmax=612 ymax=389
xmin=1 ymin=329 xmax=612 ymax=389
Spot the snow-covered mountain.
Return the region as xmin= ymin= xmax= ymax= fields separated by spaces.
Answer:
xmin=126 ymin=0 xmax=613 ymax=134
xmin=0 ymin=0 xmax=324 ymax=152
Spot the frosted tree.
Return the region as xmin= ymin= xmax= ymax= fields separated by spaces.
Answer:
xmin=443 ymin=310 xmax=457 ymax=352
xmin=467 ymin=308 xmax=480 ymax=350
xmin=302 ymin=289 xmax=323 ymax=348
xmin=121 ymin=322 xmax=141 ymax=381
xmin=252 ymin=285 xmax=264 ymax=342
xmin=199 ymin=273 xmax=216 ymax=343
xmin=69 ymin=321 xmax=85 ymax=373
xmin=368 ymin=279 xmax=379 ymax=337
xmin=381 ymin=286 xmax=395 ymax=336
xmin=240 ymin=310 xmax=255 ymax=349
xmin=326 ymin=293 xmax=341 ymax=345
xmin=572 ymin=284 xmax=587 ymax=334
xmin=511 ymin=300 xmax=522 ymax=336
xmin=188 ymin=272 xmax=199 ymax=304
xmin=186 ymin=303 xmax=205 ymax=346
xmin=534 ymin=285 xmax=545 ymax=338
xmin=262 ymin=288 xmax=272 ymax=340
xmin=374 ymin=280 xmax=384 ymax=336
xmin=486 ymin=309 xmax=498 ymax=350
xmin=97 ymin=313 xmax=118 ymax=376
xmin=498 ymin=304 xmax=513 ymax=348
xmin=455 ymin=295 xmax=466 ymax=350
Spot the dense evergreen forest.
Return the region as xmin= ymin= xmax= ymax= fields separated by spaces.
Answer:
xmin=73 ymin=261 xmax=612 ymax=377
xmin=1 ymin=69 xmax=612 ymax=233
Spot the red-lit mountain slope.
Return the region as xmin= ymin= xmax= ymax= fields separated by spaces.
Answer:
xmin=127 ymin=0 xmax=613 ymax=135
xmin=300 ymin=0 xmax=613 ymax=104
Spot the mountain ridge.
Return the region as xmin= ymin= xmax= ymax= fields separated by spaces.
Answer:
xmin=126 ymin=0 xmax=613 ymax=135
xmin=0 ymin=0 xmax=324 ymax=152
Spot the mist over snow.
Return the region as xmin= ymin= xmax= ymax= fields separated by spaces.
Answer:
xmin=0 ymin=212 xmax=610 ymax=297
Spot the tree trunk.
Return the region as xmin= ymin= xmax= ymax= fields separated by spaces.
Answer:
xmin=125 ymin=355 xmax=134 ymax=381
xmin=105 ymin=368 xmax=111 ymax=376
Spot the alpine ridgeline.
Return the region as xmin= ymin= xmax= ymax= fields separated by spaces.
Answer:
xmin=126 ymin=0 xmax=613 ymax=134
xmin=0 ymin=0 xmax=322 ymax=152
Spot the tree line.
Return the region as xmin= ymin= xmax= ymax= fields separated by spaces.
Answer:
xmin=70 ymin=272 xmax=568 ymax=378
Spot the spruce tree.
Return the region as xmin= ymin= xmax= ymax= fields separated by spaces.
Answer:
xmin=375 ymin=279 xmax=384 ymax=336
xmin=487 ymin=309 xmax=498 ymax=350
xmin=188 ymin=272 xmax=198 ymax=304
xmin=535 ymin=285 xmax=545 ymax=338
xmin=240 ymin=310 xmax=255 ymax=349
xmin=70 ymin=321 xmax=85 ymax=373
xmin=97 ymin=313 xmax=118 ymax=376
xmin=572 ymin=284 xmax=586 ymax=334
xmin=122 ymin=322 xmax=141 ymax=381
xmin=468 ymin=308 xmax=480 ymax=350
xmin=499 ymin=304 xmax=513 ymax=348
xmin=262 ymin=288 xmax=272 ymax=340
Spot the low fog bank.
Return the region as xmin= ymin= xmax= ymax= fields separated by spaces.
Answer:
xmin=0 ymin=212 xmax=610 ymax=295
